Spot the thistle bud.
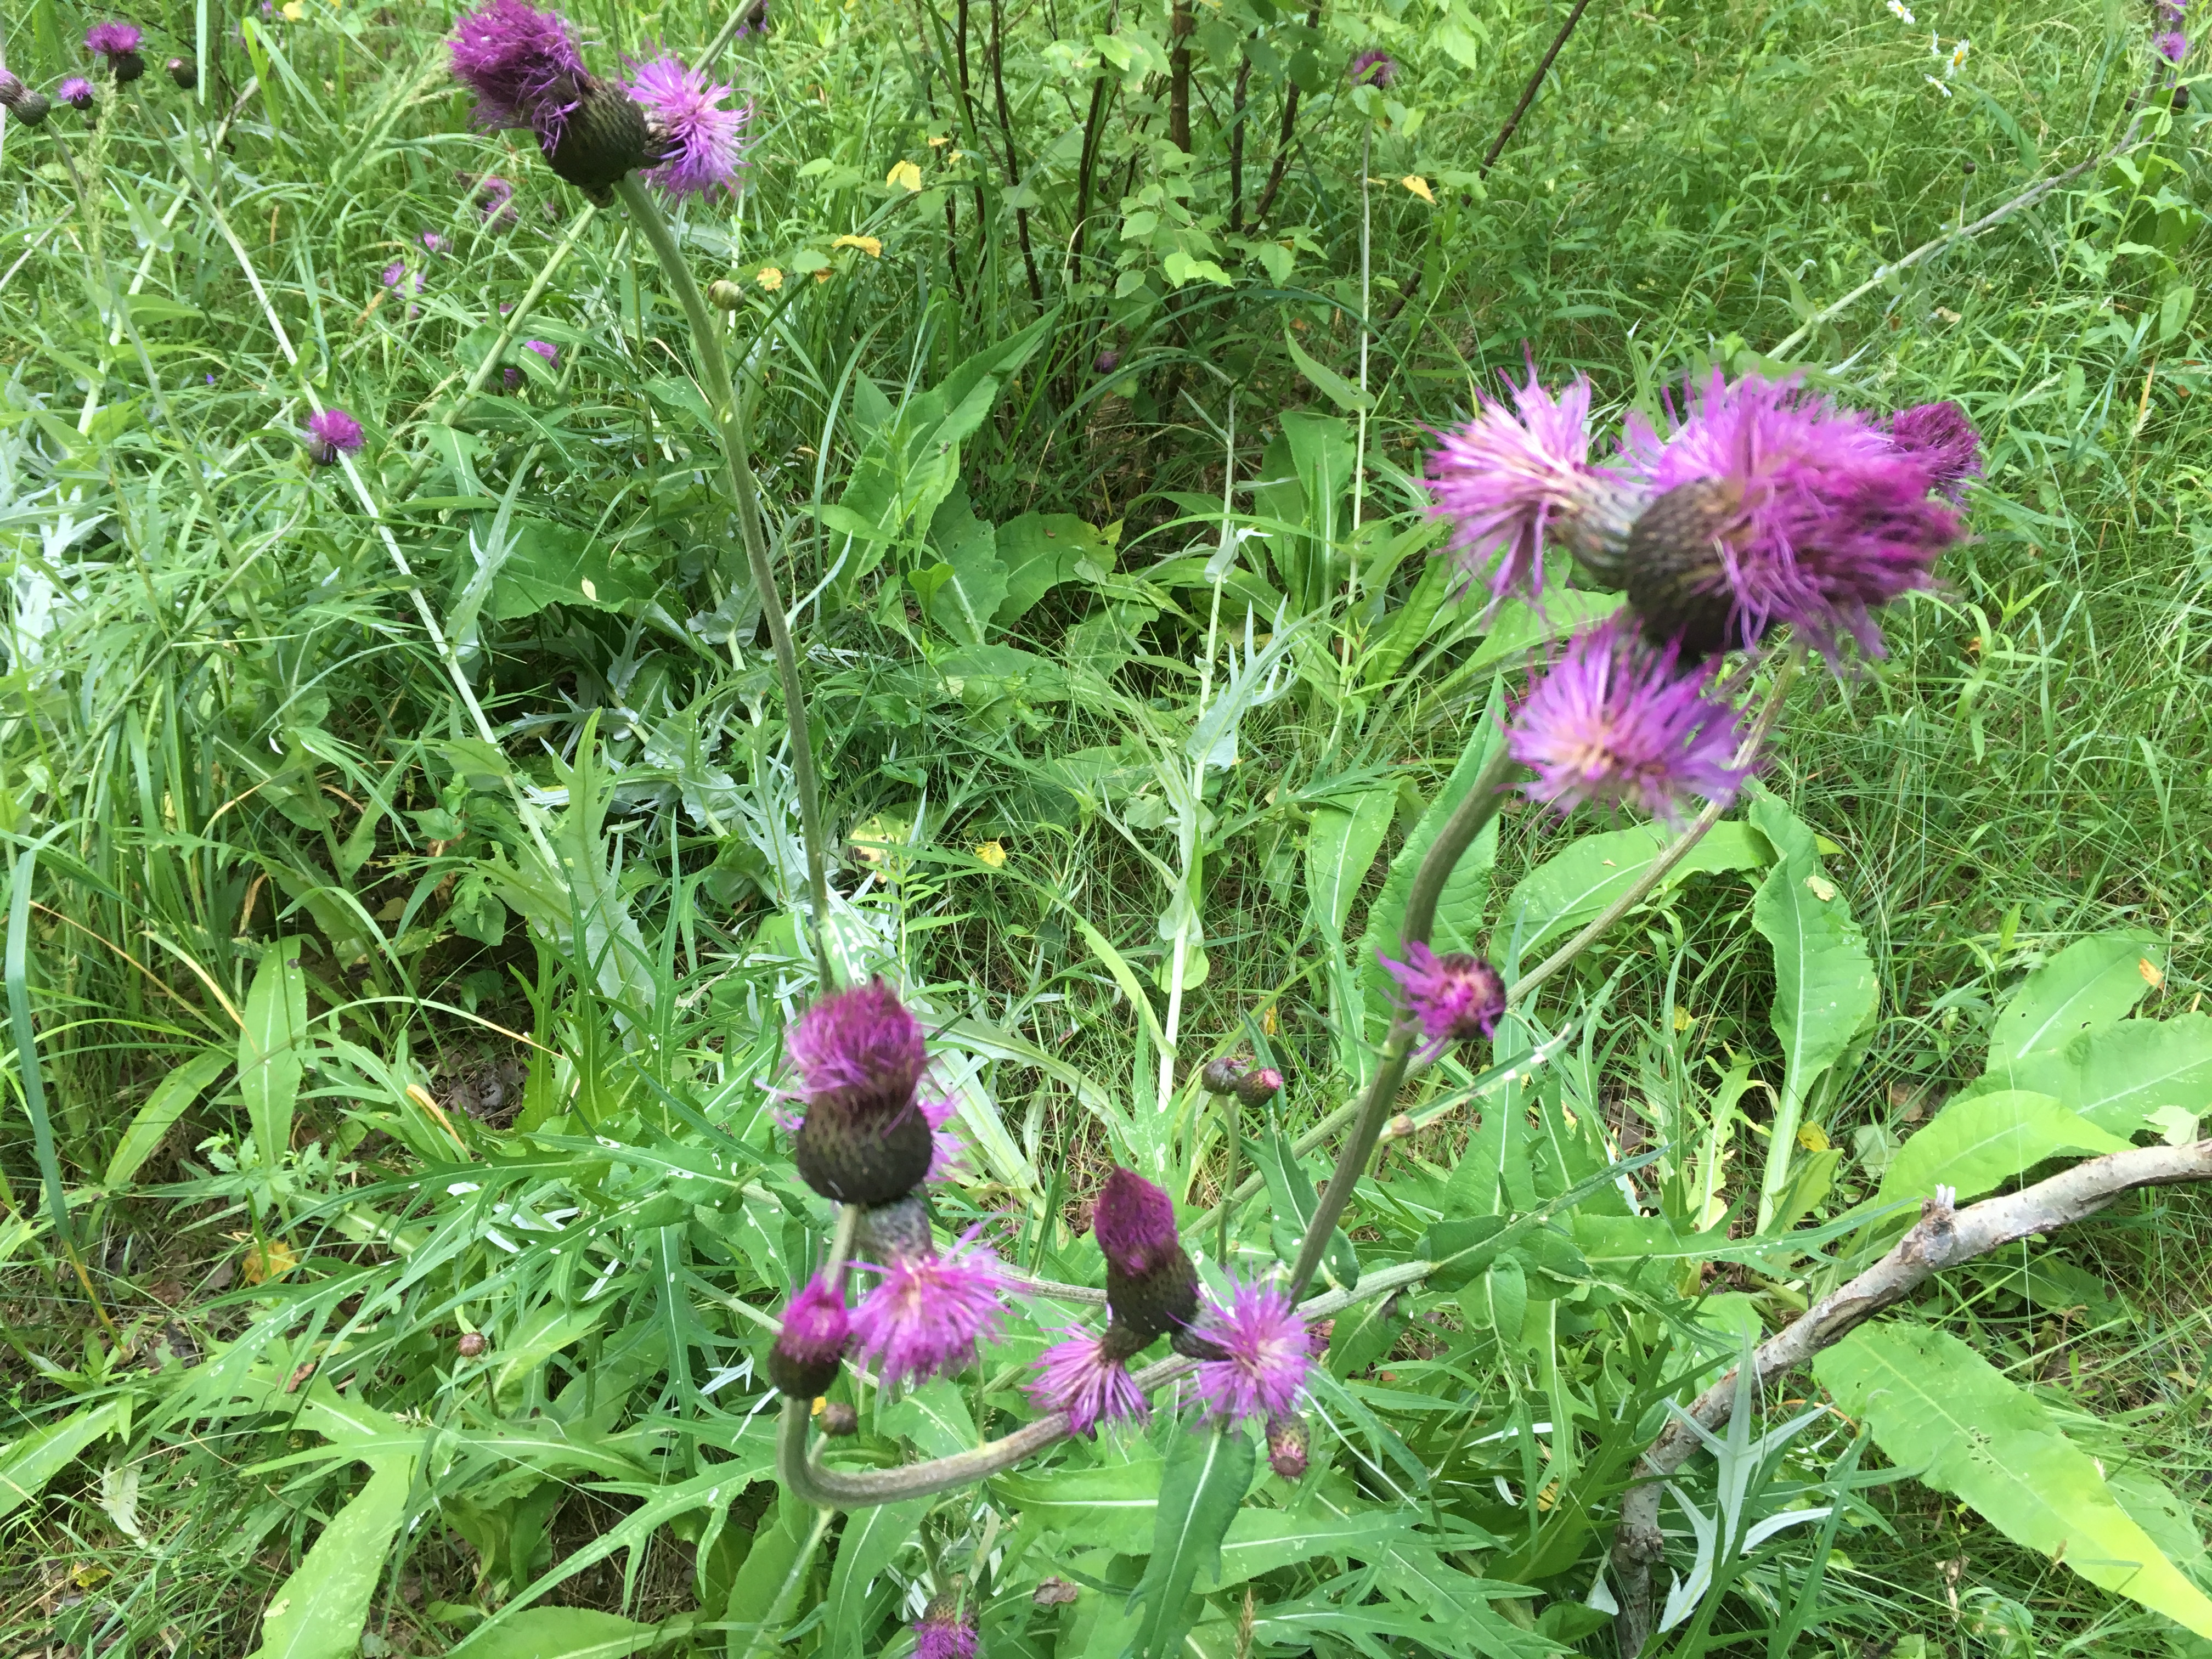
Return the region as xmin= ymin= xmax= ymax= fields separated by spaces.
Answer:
xmin=1382 ymin=1111 xmax=1417 ymax=1141
xmin=109 ymin=50 xmax=146 ymax=84
xmin=770 ymin=1275 xmax=850 ymax=1399
xmin=1235 ymin=1065 xmax=1283 ymax=1108
xmin=1092 ymin=1167 xmax=1200 ymax=1345
xmin=707 ymin=278 xmax=746 ymax=309
xmin=787 ymin=979 xmax=935 ymax=1206
xmin=456 ymin=1330 xmax=489 ymax=1358
xmin=1266 ymin=1412 xmax=1310 ymax=1479
xmin=166 ymin=57 xmax=196 ymax=90
xmin=1200 ymin=1056 xmax=1251 ymax=1096
xmin=816 ymin=1398 xmax=859 ymax=1436
xmin=4 ymin=84 xmax=50 ymax=125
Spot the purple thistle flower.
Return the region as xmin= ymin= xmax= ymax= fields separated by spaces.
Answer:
xmin=524 ymin=338 xmax=558 ymax=366
xmin=786 ymin=978 xmax=935 ymax=1205
xmin=1378 ymin=941 xmax=1506 ymax=1061
xmin=1425 ymin=362 xmax=1644 ymax=603
xmin=1190 ymin=1277 xmax=1314 ymax=1427
xmin=914 ymin=1605 xmax=978 ymax=1659
xmin=304 ymin=407 xmax=365 ymax=466
xmin=2158 ymin=29 xmax=2188 ymax=60
xmin=1348 ymin=48 xmax=1398 ymax=88
xmin=477 ymin=173 xmax=519 ymax=226
xmin=59 ymin=77 xmax=96 ymax=111
xmin=1887 ymin=400 xmax=1982 ymax=500
xmin=850 ymin=1226 xmax=1007 ymax=1389
xmin=379 ymin=259 xmax=408 ymax=289
xmin=86 ymin=21 xmax=143 ymax=57
xmin=1092 ymin=1166 xmax=1181 ymax=1278
xmin=1618 ymin=371 xmax=1961 ymax=661
xmin=1507 ymin=619 xmax=1750 ymax=823
xmin=921 ymin=1093 xmax=964 ymax=1181
xmin=624 ymin=54 xmax=752 ymax=200
xmin=769 ymin=1274 xmax=850 ymax=1398
xmin=450 ymin=0 xmax=586 ymax=144
xmin=1029 ymin=1327 xmax=1150 ymax=1436
xmin=1095 ymin=347 xmax=1120 ymax=374
xmin=421 ymin=231 xmax=450 ymax=256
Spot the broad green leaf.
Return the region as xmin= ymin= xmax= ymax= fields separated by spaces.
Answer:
xmin=488 ymin=516 xmax=663 ymax=618
xmin=0 ymin=1398 xmax=124 ymax=1520
xmin=1283 ymin=327 xmax=1374 ymax=411
xmin=1306 ymin=787 xmax=1397 ymax=942
xmin=1990 ymin=930 xmax=2163 ymax=1063
xmin=1489 ymin=820 xmax=1773 ymax=978
xmin=879 ymin=1379 xmax=977 ymax=1459
xmin=1816 ymin=1323 xmax=2212 ymax=1637
xmin=1748 ymin=794 xmax=1876 ymax=1227
xmin=107 ymin=1047 xmax=232 ymax=1187
xmin=1211 ymin=1506 xmax=1417 ymax=1587
xmin=1877 ymin=1090 xmax=2129 ymax=1209
xmin=996 ymin=512 xmax=1113 ymax=625
xmin=1996 ymin=1014 xmax=2212 ymax=1135
xmin=721 ymin=1499 xmax=828 ymax=1659
xmin=991 ymin=1445 xmax=1165 ymax=1554
xmin=446 ymin=1610 xmax=654 ymax=1659
xmin=250 ymin=1456 xmax=414 ymax=1659
xmin=240 ymin=938 xmax=309 ymax=1177
xmin=920 ymin=488 xmax=1008 ymax=645
xmin=824 ymin=1499 xmax=928 ymax=1659
xmin=1129 ymin=1425 xmax=1255 ymax=1659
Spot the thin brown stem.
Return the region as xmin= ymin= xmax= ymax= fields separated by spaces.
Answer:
xmin=1228 ymin=50 xmax=1252 ymax=233
xmin=990 ymin=0 xmax=1045 ymax=303
xmin=1250 ymin=3 xmax=1321 ymax=232
xmin=1169 ymin=0 xmax=1194 ymax=153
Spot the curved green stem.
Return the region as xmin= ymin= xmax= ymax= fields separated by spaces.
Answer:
xmin=1284 ymin=737 xmax=1520 ymax=1299
xmin=776 ymin=1260 xmax=1435 ymax=1510
xmin=616 ymin=176 xmax=833 ymax=982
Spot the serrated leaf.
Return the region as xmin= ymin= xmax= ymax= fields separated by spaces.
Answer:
xmin=1210 ymin=1506 xmax=1418 ymax=1587
xmin=1876 ymin=1090 xmax=2129 ymax=1210
xmin=991 ymin=1446 xmax=1165 ymax=1554
xmin=1990 ymin=930 xmax=2163 ymax=1063
xmin=1128 ymin=1425 xmax=1254 ymax=1659
xmin=1815 ymin=1323 xmax=2212 ymax=1638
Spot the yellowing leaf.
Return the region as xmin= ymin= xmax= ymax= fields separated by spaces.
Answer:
xmin=1672 ymin=1006 xmax=1693 ymax=1032
xmin=2141 ymin=956 xmax=2166 ymax=989
xmin=887 ymin=160 xmax=923 ymax=193
xmin=927 ymin=134 xmax=951 ymax=147
xmin=757 ymin=267 xmax=785 ymax=291
xmin=973 ymin=840 xmax=1007 ymax=869
xmin=242 ymin=1238 xmax=297 ymax=1285
xmin=833 ymin=234 xmax=884 ymax=257
xmin=1796 ymin=1121 xmax=1831 ymax=1152
xmin=280 ymin=0 xmax=304 ymax=18
xmin=1261 ymin=1005 xmax=1278 ymax=1037
xmin=1401 ymin=175 xmax=1435 ymax=204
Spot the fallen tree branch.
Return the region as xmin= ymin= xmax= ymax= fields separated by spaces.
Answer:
xmin=1609 ymin=1137 xmax=2212 ymax=1656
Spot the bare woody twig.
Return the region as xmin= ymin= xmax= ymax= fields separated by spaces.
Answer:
xmin=1482 ymin=0 xmax=1596 ymax=174
xmin=1608 ymin=1138 xmax=2212 ymax=1656
xmin=1250 ymin=2 xmax=1322 ymax=231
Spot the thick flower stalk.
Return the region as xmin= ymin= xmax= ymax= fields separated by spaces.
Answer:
xmin=784 ymin=979 xmax=935 ymax=1206
xmin=1507 ymin=618 xmax=1751 ymax=823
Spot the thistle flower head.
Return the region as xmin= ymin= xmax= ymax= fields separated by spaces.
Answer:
xmin=1887 ymin=400 xmax=1981 ymax=500
xmin=420 ymin=231 xmax=450 ymax=256
xmin=379 ymin=259 xmax=409 ymax=290
xmin=787 ymin=979 xmax=935 ymax=1205
xmin=58 ymin=77 xmax=96 ymax=111
xmin=921 ymin=1093 xmax=963 ymax=1181
xmin=769 ymin=1274 xmax=849 ymax=1398
xmin=1618 ymin=371 xmax=1961 ymax=659
xmin=450 ymin=0 xmax=586 ymax=142
xmin=849 ymin=1225 xmax=1007 ymax=1389
xmin=1029 ymin=1325 xmax=1150 ymax=1436
xmin=1237 ymin=1065 xmax=1283 ymax=1107
xmin=913 ymin=1604 xmax=979 ymax=1659
xmin=0 ymin=75 xmax=50 ymax=125
xmin=1266 ymin=1412 xmax=1311 ymax=1480
xmin=1349 ymin=48 xmax=1398 ymax=87
xmin=1377 ymin=942 xmax=1506 ymax=1061
xmin=524 ymin=339 xmax=557 ymax=366
xmin=1426 ymin=363 xmax=1641 ymax=601
xmin=1506 ymin=618 xmax=1750 ymax=823
xmin=1092 ymin=1166 xmax=1181 ymax=1279
xmin=2158 ymin=28 xmax=2189 ymax=60
xmin=624 ymin=53 xmax=752 ymax=200
xmin=1190 ymin=1277 xmax=1316 ymax=1426
xmin=1095 ymin=348 xmax=1120 ymax=374
xmin=304 ymin=408 xmax=365 ymax=466
xmin=86 ymin=22 xmax=143 ymax=57
xmin=477 ymin=173 xmax=518 ymax=225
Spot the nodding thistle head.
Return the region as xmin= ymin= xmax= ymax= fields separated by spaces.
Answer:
xmin=86 ymin=22 xmax=144 ymax=83
xmin=1378 ymin=942 xmax=1508 ymax=1062
xmin=304 ymin=408 xmax=365 ymax=467
xmin=166 ymin=56 xmax=196 ymax=90
xmin=1266 ymin=1412 xmax=1311 ymax=1480
xmin=1029 ymin=1322 xmax=1151 ymax=1436
xmin=769 ymin=1274 xmax=851 ymax=1399
xmin=1236 ymin=1065 xmax=1283 ymax=1108
xmin=849 ymin=1195 xmax=1008 ymax=1389
xmin=1200 ymin=1056 xmax=1252 ymax=1096
xmin=1348 ymin=48 xmax=1398 ymax=88
xmin=0 ymin=74 xmax=50 ymax=126
xmin=449 ymin=1 xmax=652 ymax=202
xmin=784 ymin=979 xmax=936 ymax=1206
xmin=1091 ymin=1167 xmax=1200 ymax=1347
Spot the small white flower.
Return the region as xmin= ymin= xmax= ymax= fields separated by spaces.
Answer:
xmin=1948 ymin=37 xmax=1970 ymax=75
xmin=1925 ymin=73 xmax=1954 ymax=95
xmin=1888 ymin=0 xmax=1915 ymax=21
